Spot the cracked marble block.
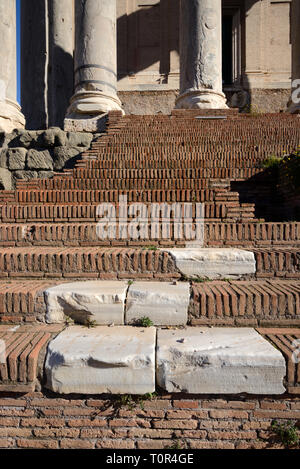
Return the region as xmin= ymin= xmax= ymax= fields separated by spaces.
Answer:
xmin=126 ymin=281 xmax=190 ymax=326
xmin=45 ymin=326 xmax=156 ymax=395
xmin=45 ymin=281 xmax=128 ymax=325
xmin=156 ymin=328 xmax=286 ymax=395
xmin=164 ymin=248 xmax=256 ymax=279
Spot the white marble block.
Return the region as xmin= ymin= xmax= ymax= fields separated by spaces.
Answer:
xmin=157 ymin=328 xmax=286 ymax=395
xmin=126 ymin=282 xmax=190 ymax=326
xmin=45 ymin=281 xmax=128 ymax=325
xmin=164 ymin=248 xmax=256 ymax=279
xmin=45 ymin=326 xmax=156 ymax=395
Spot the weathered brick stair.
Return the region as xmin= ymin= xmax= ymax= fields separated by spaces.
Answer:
xmin=0 ymin=222 xmax=299 ymax=247
xmin=0 ymin=278 xmax=299 ymax=326
xmin=257 ymin=328 xmax=300 ymax=394
xmin=0 ymin=111 xmax=299 ymax=330
xmin=0 ymin=247 xmax=297 ymax=280
xmin=0 ymin=324 xmax=63 ymax=391
xmin=0 ymin=110 xmax=300 ymax=448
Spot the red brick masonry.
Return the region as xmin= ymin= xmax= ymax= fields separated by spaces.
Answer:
xmin=0 ymin=393 xmax=299 ymax=449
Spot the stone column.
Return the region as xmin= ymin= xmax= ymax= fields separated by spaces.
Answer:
xmin=65 ymin=0 xmax=123 ymax=130
xmin=21 ymin=0 xmax=47 ymax=129
xmin=48 ymin=0 xmax=74 ymax=128
xmin=176 ymin=0 xmax=227 ymax=109
xmin=22 ymin=0 xmax=74 ymax=130
xmin=0 ymin=0 xmax=25 ymax=132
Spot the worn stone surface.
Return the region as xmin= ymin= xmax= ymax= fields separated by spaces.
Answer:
xmin=27 ymin=149 xmax=54 ymax=170
xmin=0 ymin=128 xmax=95 ymax=185
xmin=8 ymin=129 xmax=40 ymax=149
xmin=126 ymin=282 xmax=190 ymax=326
xmin=53 ymin=146 xmax=82 ymax=170
xmin=45 ymin=326 xmax=156 ymax=395
xmin=67 ymin=132 xmax=93 ymax=148
xmin=6 ymin=148 xmax=27 ymax=170
xmin=13 ymin=170 xmax=38 ymax=181
xmin=119 ymin=91 xmax=178 ymax=116
xmin=64 ymin=116 xmax=108 ymax=133
xmin=156 ymin=328 xmax=286 ymax=395
xmin=45 ymin=281 xmax=129 ymax=325
xmin=42 ymin=128 xmax=68 ymax=147
xmin=164 ymin=248 xmax=256 ymax=279
xmin=176 ymin=0 xmax=227 ymax=109
xmin=37 ymin=171 xmax=55 ymax=179
xmin=0 ymin=167 xmax=12 ymax=190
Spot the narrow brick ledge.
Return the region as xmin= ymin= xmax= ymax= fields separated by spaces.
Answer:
xmin=0 ymin=324 xmax=64 ymax=392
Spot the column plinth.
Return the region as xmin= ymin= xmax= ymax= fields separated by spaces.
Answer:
xmin=65 ymin=0 xmax=123 ymax=131
xmin=0 ymin=0 xmax=25 ymax=132
xmin=176 ymin=0 xmax=227 ymax=110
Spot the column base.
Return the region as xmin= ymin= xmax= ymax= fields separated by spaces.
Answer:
xmin=66 ymin=91 xmax=124 ymax=116
xmin=175 ymin=89 xmax=228 ymax=110
xmin=0 ymin=99 xmax=25 ymax=133
xmin=65 ymin=91 xmax=124 ymax=132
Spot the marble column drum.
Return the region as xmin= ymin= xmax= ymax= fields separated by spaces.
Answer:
xmin=176 ymin=0 xmax=228 ymax=110
xmin=48 ymin=0 xmax=74 ymax=128
xmin=66 ymin=0 xmax=123 ymax=126
xmin=0 ymin=0 xmax=25 ymax=132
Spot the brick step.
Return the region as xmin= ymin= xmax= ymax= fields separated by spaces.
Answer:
xmin=0 ymin=279 xmax=300 ymax=330
xmin=16 ymin=178 xmax=233 ymax=191
xmin=190 ymin=280 xmax=300 ymax=327
xmin=88 ymin=138 xmax=292 ymax=146
xmin=88 ymin=141 xmax=292 ymax=150
xmin=252 ymin=248 xmax=300 ymax=278
xmin=0 ymin=191 xmax=15 ymax=203
xmin=80 ymin=154 xmax=283 ymax=165
xmin=0 ymin=247 xmax=180 ymax=281
xmin=257 ymin=328 xmax=300 ymax=394
xmin=73 ymin=159 xmax=275 ymax=170
xmin=0 ymin=222 xmax=297 ymax=247
xmin=13 ymin=189 xmax=243 ymax=204
xmin=0 ymin=324 xmax=63 ymax=391
xmin=0 ymin=246 xmax=297 ymax=279
xmin=0 ymin=202 xmax=255 ymax=222
xmin=68 ymin=168 xmax=262 ymax=180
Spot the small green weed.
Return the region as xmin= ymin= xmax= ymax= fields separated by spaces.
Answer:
xmin=271 ymin=420 xmax=299 ymax=448
xmin=84 ymin=318 xmax=97 ymax=329
xmin=64 ymin=316 xmax=75 ymax=326
xmin=136 ymin=316 xmax=154 ymax=327
xmin=261 ymin=155 xmax=283 ymax=169
xmin=114 ymin=394 xmax=135 ymax=411
xmin=168 ymin=440 xmax=182 ymax=450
